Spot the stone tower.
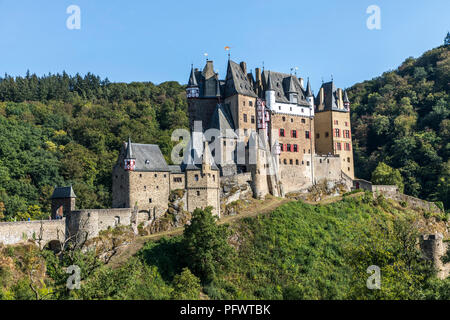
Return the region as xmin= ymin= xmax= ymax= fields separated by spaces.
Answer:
xmin=50 ymin=186 xmax=76 ymax=219
xmin=185 ymin=141 xmax=221 ymax=217
xmin=420 ymin=233 xmax=450 ymax=280
xmin=314 ymin=81 xmax=354 ymax=179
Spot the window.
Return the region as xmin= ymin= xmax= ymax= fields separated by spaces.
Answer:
xmin=293 ymin=144 xmax=298 ymax=152
xmin=283 ymin=159 xmax=287 ymax=164
xmin=296 ymin=159 xmax=299 ymax=165
xmin=345 ymin=143 xmax=351 ymax=151
xmin=164 ymin=174 xmax=167 ymax=178
xmin=213 ymin=175 xmax=215 ymax=181
xmin=244 ymin=129 xmax=248 ymax=135
xmin=287 ymin=144 xmax=291 ymax=152
xmin=344 ymin=130 xmax=351 ymax=139
xmin=173 ymin=177 xmax=182 ymax=183
xmin=335 ymin=128 xmax=340 ymax=137
xmin=347 ymin=157 xmax=351 ymax=162
xmin=306 ymin=161 xmax=310 ymax=166
xmin=197 ymin=191 xmax=200 ymax=196
xmin=251 ymin=115 xmax=255 ymax=124
xmin=336 ymin=142 xmax=342 ymax=151
xmin=345 ymin=121 xmax=349 ymax=127
xmin=139 ymin=174 xmax=142 ymax=178
xmin=149 ymin=198 xmax=152 ymax=203
xmin=279 ymin=143 xmax=284 ymax=152
xmin=249 ymin=101 xmax=253 ymax=106
xmin=243 ymin=114 xmax=248 ymax=122
xmin=325 ymin=132 xmax=329 ymax=138
xmin=279 ymin=128 xmax=285 ymax=137
xmin=243 ymin=101 xmax=246 ymax=106
xmin=282 ymin=116 xmax=286 ymax=122
xmin=154 ymin=174 xmax=158 ymax=178
xmin=290 ymin=159 xmax=293 ymax=165
xmin=291 ymin=130 xmax=297 ymax=138
xmin=334 ymin=120 xmax=339 ymax=125
xmin=305 ymin=131 xmax=310 ymax=139
xmin=144 ymin=186 xmax=147 ymax=191
xmin=301 ymin=118 xmax=306 ymax=124
xmin=290 ymin=118 xmax=294 ymax=123
xmin=195 ymin=174 xmax=199 ymax=181
xmin=316 ymin=133 xmax=320 ymax=139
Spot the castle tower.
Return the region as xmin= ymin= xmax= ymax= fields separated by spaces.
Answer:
xmin=124 ymin=137 xmax=136 ymax=171
xmin=420 ymin=233 xmax=450 ymax=280
xmin=306 ymin=78 xmax=314 ymax=107
xmin=265 ymin=71 xmax=276 ymax=109
xmin=314 ymin=81 xmax=354 ymax=179
xmin=185 ymin=141 xmax=221 ymax=217
xmin=50 ymin=186 xmax=76 ymax=219
xmin=186 ymin=64 xmax=199 ymax=98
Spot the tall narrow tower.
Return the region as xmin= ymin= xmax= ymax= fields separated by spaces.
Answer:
xmin=124 ymin=137 xmax=136 ymax=171
xmin=314 ymin=82 xmax=354 ymax=179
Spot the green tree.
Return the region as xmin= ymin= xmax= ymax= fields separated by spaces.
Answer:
xmin=182 ymin=207 xmax=234 ymax=283
xmin=371 ymin=162 xmax=405 ymax=192
xmin=171 ymin=268 xmax=201 ymax=300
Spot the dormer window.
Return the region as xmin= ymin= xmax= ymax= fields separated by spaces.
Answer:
xmin=145 ymin=160 xmax=150 ymax=165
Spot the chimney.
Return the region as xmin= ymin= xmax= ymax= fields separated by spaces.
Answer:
xmin=240 ymin=61 xmax=247 ymax=75
xmin=255 ymin=68 xmax=261 ymax=84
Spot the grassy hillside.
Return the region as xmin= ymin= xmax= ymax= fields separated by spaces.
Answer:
xmin=2 ymin=194 xmax=449 ymax=300
xmin=347 ymin=45 xmax=449 ymax=208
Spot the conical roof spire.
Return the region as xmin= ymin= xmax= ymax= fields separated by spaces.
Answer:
xmin=126 ymin=137 xmax=134 ymax=159
xmin=306 ymin=78 xmax=313 ymax=97
xmin=267 ymin=71 xmax=274 ymax=91
xmin=215 ymin=75 xmax=221 ymax=98
xmin=188 ymin=64 xmax=198 ymax=87
xmin=343 ymin=90 xmax=350 ymax=103
xmin=287 ymin=76 xmax=297 ymax=93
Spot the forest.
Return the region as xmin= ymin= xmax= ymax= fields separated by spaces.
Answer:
xmin=347 ymin=45 xmax=449 ymax=208
xmin=0 ymin=73 xmax=188 ymax=221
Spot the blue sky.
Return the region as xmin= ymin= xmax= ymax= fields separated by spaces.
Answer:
xmin=0 ymin=0 xmax=448 ymax=91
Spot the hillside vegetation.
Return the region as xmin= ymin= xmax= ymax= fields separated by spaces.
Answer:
xmin=1 ymin=195 xmax=449 ymax=300
xmin=347 ymin=45 xmax=450 ymax=208
xmin=0 ymin=74 xmax=188 ymax=220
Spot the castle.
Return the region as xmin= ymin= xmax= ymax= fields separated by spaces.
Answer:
xmin=0 ymin=58 xmax=447 ymax=279
xmin=110 ymin=58 xmax=355 ymax=220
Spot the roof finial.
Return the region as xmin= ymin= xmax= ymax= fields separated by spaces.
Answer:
xmin=331 ymin=74 xmax=334 ymax=82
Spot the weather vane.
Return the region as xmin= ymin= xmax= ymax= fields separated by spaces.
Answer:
xmin=204 ymin=52 xmax=208 ymax=61
xmin=224 ymin=46 xmax=230 ymax=60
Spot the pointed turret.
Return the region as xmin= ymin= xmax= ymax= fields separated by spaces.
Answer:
xmin=287 ymin=76 xmax=297 ymax=93
xmin=124 ymin=138 xmax=136 ymax=171
xmin=265 ymin=71 xmax=276 ymax=109
xmin=343 ymin=90 xmax=350 ymax=106
xmin=186 ymin=65 xmax=200 ymax=98
xmin=188 ymin=65 xmax=198 ymax=87
xmin=266 ymin=71 xmax=274 ymax=91
xmin=306 ymin=78 xmax=313 ymax=97
xmin=215 ymin=75 xmax=221 ymax=98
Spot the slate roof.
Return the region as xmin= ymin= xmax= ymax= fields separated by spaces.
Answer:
xmin=51 ymin=186 xmax=76 ymax=199
xmin=224 ymin=60 xmax=258 ymax=98
xmin=209 ymin=103 xmax=237 ymax=138
xmin=123 ymin=142 xmax=170 ymax=172
xmin=181 ymin=138 xmax=219 ymax=171
xmin=188 ymin=65 xmax=198 ymax=87
xmin=315 ymin=81 xmax=343 ymax=112
xmin=262 ymin=70 xmax=309 ymax=106
xmin=168 ymin=165 xmax=182 ymax=173
xmin=306 ymin=78 xmax=313 ymax=97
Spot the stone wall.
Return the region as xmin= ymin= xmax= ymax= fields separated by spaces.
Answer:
xmin=314 ymin=154 xmax=341 ymax=183
xmin=0 ymin=219 xmax=66 ymax=247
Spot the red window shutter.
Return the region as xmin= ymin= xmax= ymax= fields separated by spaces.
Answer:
xmin=284 ymin=144 xmax=287 ymax=152
xmin=290 ymin=144 xmax=293 ymax=152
